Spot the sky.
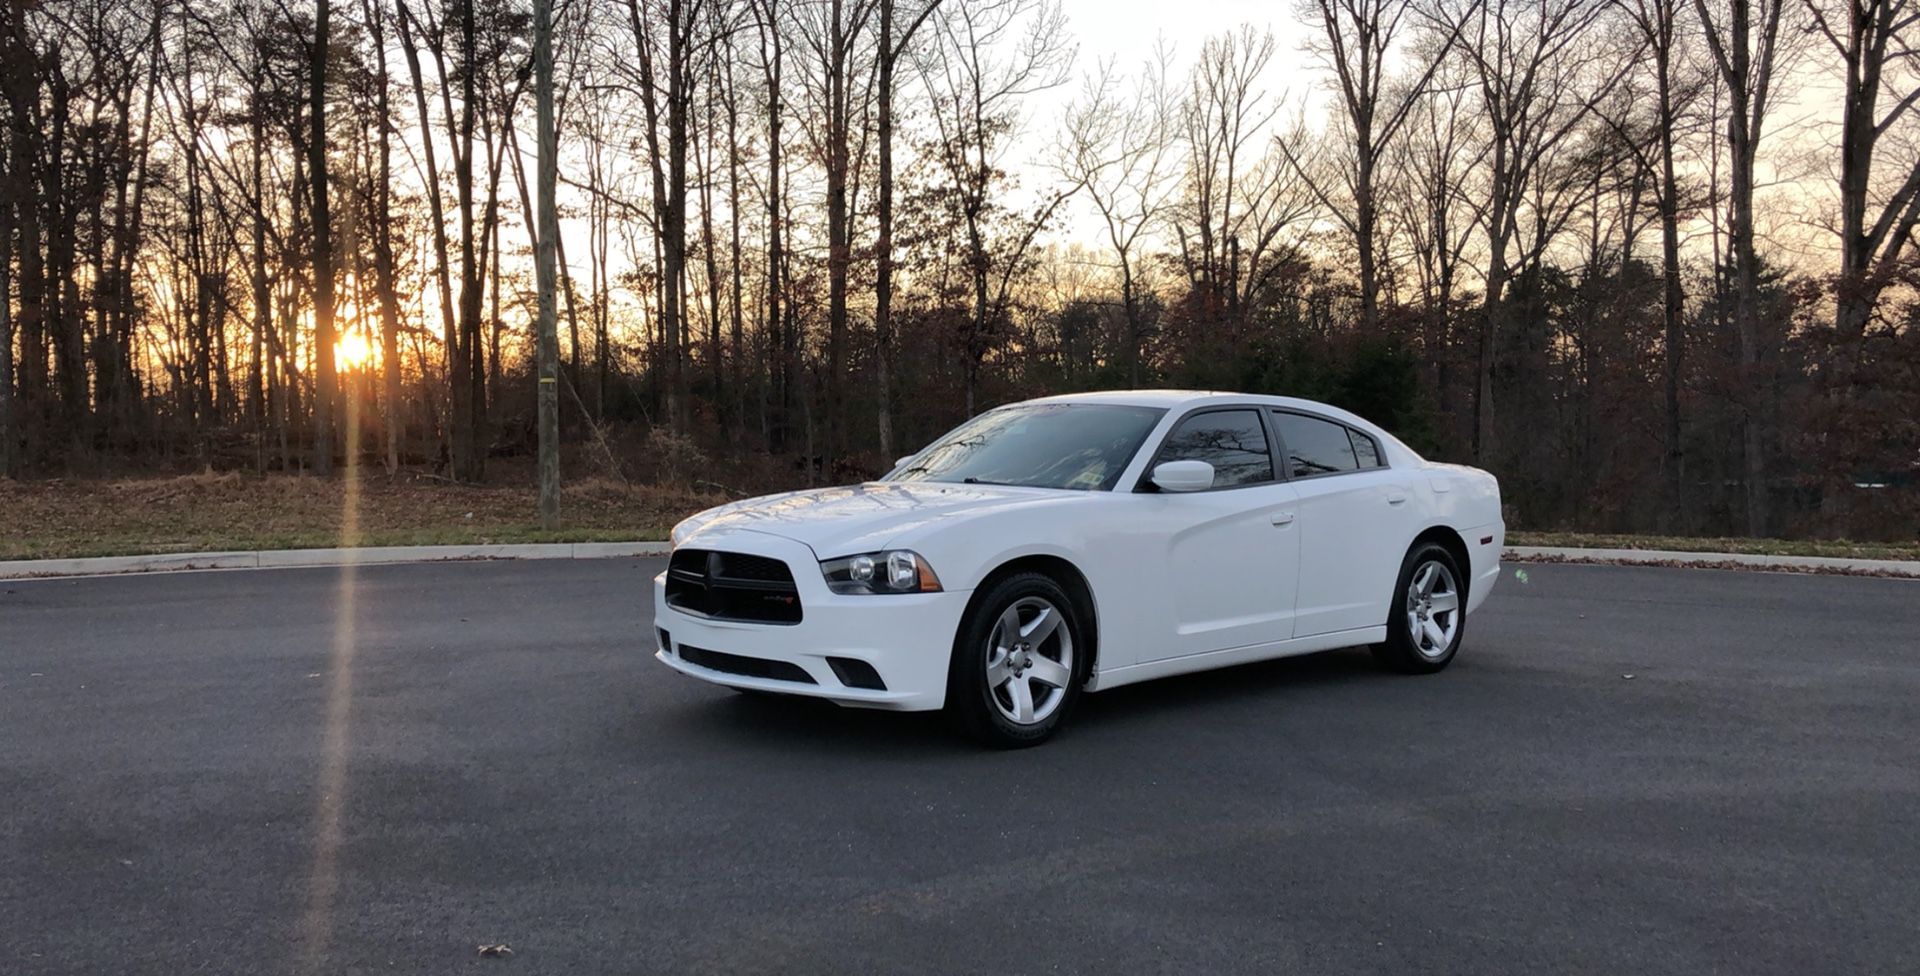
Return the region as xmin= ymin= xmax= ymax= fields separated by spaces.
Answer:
xmin=1058 ymin=0 xmax=1314 ymax=72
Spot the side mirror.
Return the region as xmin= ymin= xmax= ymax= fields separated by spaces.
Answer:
xmin=1150 ymin=460 xmax=1215 ymax=492
xmin=894 ymin=456 xmax=914 ymax=470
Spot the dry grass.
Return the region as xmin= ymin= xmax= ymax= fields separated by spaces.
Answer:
xmin=0 ymin=471 xmax=720 ymax=561
xmin=6 ymin=474 xmax=1916 ymax=565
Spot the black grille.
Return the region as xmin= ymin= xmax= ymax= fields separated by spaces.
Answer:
xmin=678 ymin=645 xmax=816 ymax=684
xmin=665 ymin=548 xmax=804 ymax=624
xmin=717 ymin=552 xmax=791 ymax=581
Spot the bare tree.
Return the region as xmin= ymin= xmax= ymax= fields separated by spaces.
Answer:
xmin=1172 ymin=28 xmax=1322 ymax=320
xmin=919 ymin=0 xmax=1076 ymax=414
xmin=793 ymin=0 xmax=880 ymax=461
xmin=1058 ymin=47 xmax=1178 ymax=387
xmin=361 ymin=0 xmax=403 ymax=474
xmin=1611 ymin=0 xmax=1709 ymax=524
xmin=875 ymin=0 xmax=941 ymax=456
xmin=1692 ymin=0 xmax=1796 ymax=533
xmin=752 ymin=0 xmax=791 ymax=449
xmin=1387 ymin=56 xmax=1487 ymax=423
xmin=1445 ymin=0 xmax=1636 ymax=461
xmin=396 ymin=0 xmax=457 ymax=456
xmin=1289 ymin=0 xmax=1463 ymax=327
xmin=625 ymin=0 xmax=707 ymax=435
xmin=1 ymin=126 xmax=11 ymax=478
xmin=308 ymin=0 xmax=336 ymax=475
xmin=1806 ymin=0 xmax=1920 ymax=341
xmin=534 ymin=0 xmax=560 ymax=526
xmin=1175 ymin=26 xmax=1279 ymax=315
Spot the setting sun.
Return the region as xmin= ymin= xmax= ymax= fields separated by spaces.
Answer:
xmin=334 ymin=332 xmax=377 ymax=371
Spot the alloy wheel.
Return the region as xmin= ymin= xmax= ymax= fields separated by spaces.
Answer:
xmin=984 ymin=596 xmax=1074 ymax=725
xmin=1404 ymin=560 xmax=1461 ymax=659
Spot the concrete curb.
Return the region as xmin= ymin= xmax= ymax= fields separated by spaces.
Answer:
xmin=1506 ymin=546 xmax=1920 ymax=579
xmin=0 ymin=541 xmax=672 ymax=580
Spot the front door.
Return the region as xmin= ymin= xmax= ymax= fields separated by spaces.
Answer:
xmin=1135 ymin=408 xmax=1302 ymax=661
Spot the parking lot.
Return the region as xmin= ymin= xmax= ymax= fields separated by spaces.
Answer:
xmin=2 ymin=558 xmax=1916 ymax=975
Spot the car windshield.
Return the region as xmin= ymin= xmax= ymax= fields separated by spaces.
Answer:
xmin=887 ymin=403 xmax=1166 ymax=491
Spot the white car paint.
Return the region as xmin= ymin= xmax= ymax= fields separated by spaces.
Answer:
xmin=653 ymin=390 xmax=1503 ymax=710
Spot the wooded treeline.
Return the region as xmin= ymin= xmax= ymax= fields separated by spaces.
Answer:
xmin=1 ymin=0 xmax=1918 ymax=539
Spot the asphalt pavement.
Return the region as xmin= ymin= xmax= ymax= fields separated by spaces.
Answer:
xmin=2 ymin=558 xmax=1916 ymax=975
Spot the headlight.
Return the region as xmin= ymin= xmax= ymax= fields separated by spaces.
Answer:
xmin=821 ymin=549 xmax=943 ymax=594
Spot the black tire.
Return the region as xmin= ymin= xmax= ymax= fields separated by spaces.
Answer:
xmin=946 ymin=571 xmax=1090 ymax=748
xmin=1371 ymin=541 xmax=1467 ymax=674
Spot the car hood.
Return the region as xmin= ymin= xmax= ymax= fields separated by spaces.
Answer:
xmin=673 ymin=481 xmax=1070 ymax=556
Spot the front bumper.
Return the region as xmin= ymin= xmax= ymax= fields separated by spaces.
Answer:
xmin=651 ymin=532 xmax=970 ymax=711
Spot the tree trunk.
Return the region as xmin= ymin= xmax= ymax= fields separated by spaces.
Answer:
xmin=309 ymin=0 xmax=337 ymax=476
xmin=724 ymin=46 xmax=745 ymax=442
xmin=875 ymin=0 xmax=898 ymax=456
xmin=662 ymin=0 xmax=691 ymax=434
xmin=1356 ymin=146 xmax=1379 ymax=328
xmin=366 ymin=0 xmax=403 ymax=475
xmin=9 ymin=67 xmax=43 ymax=462
xmin=250 ymin=85 xmax=272 ymax=450
xmin=1655 ymin=27 xmax=1686 ymax=530
xmin=396 ymin=0 xmax=458 ymax=463
xmin=452 ymin=0 xmax=483 ymax=481
xmin=0 ymin=133 xmax=12 ymax=478
xmin=45 ymin=66 xmax=88 ymax=452
xmin=822 ymin=0 xmax=853 ymax=465
xmin=534 ymin=0 xmax=561 ymax=528
xmin=759 ymin=1 xmax=786 ymax=451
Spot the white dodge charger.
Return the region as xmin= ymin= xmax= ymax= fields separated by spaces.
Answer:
xmin=654 ymin=390 xmax=1503 ymax=747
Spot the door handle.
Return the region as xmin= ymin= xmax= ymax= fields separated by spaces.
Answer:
xmin=1270 ymin=511 xmax=1296 ymax=526
xmin=1386 ymin=490 xmax=1408 ymax=505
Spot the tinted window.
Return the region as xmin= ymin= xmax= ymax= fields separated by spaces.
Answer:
xmin=1350 ymin=429 xmax=1383 ymax=468
xmin=1273 ymin=412 xmax=1358 ymax=477
xmin=1154 ymin=410 xmax=1273 ymax=488
xmin=889 ymin=403 xmax=1165 ymax=491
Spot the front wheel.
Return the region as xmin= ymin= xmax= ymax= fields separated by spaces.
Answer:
xmin=946 ymin=572 xmax=1088 ymax=748
xmin=1371 ymin=542 xmax=1466 ymax=674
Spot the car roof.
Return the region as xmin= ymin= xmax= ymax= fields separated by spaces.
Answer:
xmin=1015 ymin=389 xmax=1428 ymax=466
xmin=1024 ymin=389 xmax=1339 ymax=413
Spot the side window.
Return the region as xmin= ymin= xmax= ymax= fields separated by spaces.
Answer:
xmin=1272 ymin=412 xmax=1358 ymax=478
xmin=1349 ymin=429 xmax=1383 ymax=468
xmin=1155 ymin=409 xmax=1274 ymax=488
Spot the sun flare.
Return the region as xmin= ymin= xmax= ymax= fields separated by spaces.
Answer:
xmin=333 ymin=332 xmax=377 ymax=371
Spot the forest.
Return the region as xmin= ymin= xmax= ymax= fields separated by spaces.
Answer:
xmin=1 ymin=0 xmax=1918 ymax=541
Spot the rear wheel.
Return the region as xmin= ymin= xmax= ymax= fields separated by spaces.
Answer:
xmin=1372 ymin=542 xmax=1466 ymax=674
xmin=946 ymin=572 xmax=1087 ymax=748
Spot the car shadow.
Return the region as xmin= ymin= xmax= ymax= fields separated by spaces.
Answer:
xmin=647 ymin=647 xmax=1391 ymax=756
xmin=669 ymin=689 xmax=963 ymax=756
xmin=1071 ymin=646 xmax=1386 ymax=730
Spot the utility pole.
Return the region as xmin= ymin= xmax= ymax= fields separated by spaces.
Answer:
xmin=533 ymin=0 xmax=560 ymax=528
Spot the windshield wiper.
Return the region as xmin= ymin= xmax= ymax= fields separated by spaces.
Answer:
xmin=961 ymin=477 xmax=1020 ymax=486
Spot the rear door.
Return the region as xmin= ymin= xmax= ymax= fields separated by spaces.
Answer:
xmin=1132 ymin=408 xmax=1301 ymax=662
xmin=1270 ymin=410 xmax=1417 ymax=638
